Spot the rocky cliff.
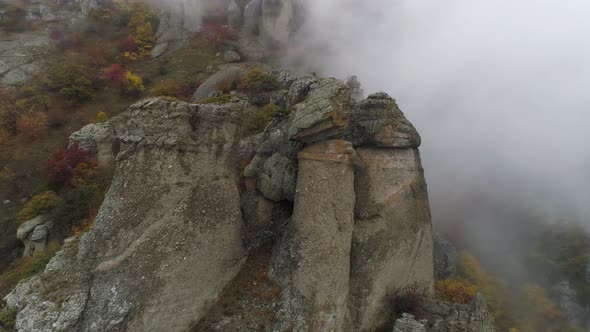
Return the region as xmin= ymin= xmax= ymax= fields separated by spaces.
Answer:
xmin=4 ymin=69 xmax=441 ymax=331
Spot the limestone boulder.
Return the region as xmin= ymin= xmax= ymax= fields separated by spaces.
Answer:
xmin=272 ymin=140 xmax=356 ymax=330
xmin=6 ymin=98 xmax=248 ymax=332
xmin=422 ymin=294 xmax=496 ymax=332
xmin=289 ymin=78 xmax=352 ymax=143
xmin=347 ymin=92 xmax=421 ymax=148
xmin=191 ymin=65 xmax=248 ymax=102
xmin=348 ymin=147 xmax=433 ymax=331
xmin=393 ymin=313 xmax=427 ymax=332
xmin=433 ymin=232 xmax=458 ymax=280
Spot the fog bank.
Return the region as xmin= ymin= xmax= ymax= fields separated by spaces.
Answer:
xmin=288 ymin=0 xmax=590 ymax=268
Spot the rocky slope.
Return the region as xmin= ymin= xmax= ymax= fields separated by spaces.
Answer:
xmin=4 ymin=69 xmax=450 ymax=331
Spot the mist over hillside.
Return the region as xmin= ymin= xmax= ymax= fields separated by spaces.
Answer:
xmin=291 ymin=0 xmax=590 ymax=266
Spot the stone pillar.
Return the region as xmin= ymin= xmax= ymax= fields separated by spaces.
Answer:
xmin=290 ymin=139 xmax=356 ymax=331
xmin=348 ymin=147 xmax=434 ymax=331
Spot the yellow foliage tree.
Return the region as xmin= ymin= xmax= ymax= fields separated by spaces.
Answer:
xmin=124 ymin=71 xmax=145 ymax=94
xmin=124 ymin=4 xmax=154 ymax=60
xmin=457 ymin=251 xmax=505 ymax=322
xmin=17 ymin=191 xmax=61 ymax=223
xmin=435 ymin=278 xmax=478 ymax=304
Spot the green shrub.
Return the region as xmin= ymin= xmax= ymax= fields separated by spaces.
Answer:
xmin=201 ymin=94 xmax=234 ymax=105
xmin=96 ymin=112 xmax=108 ymax=123
xmin=237 ymin=68 xmax=279 ymax=94
xmin=244 ymin=102 xmax=289 ymax=134
xmin=50 ymin=62 xmax=95 ymax=102
xmin=0 ymin=242 xmax=60 ymax=297
xmin=0 ymin=307 xmax=16 ymax=331
xmin=17 ymin=191 xmax=61 ymax=223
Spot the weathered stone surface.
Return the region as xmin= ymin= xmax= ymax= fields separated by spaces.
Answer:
xmin=347 ymin=92 xmax=421 ymax=148
xmin=150 ymin=0 xmax=204 ymax=58
xmin=260 ymin=0 xmax=294 ymax=47
xmin=393 ymin=313 xmax=428 ymax=332
xmin=272 ymin=139 xmax=356 ymax=331
xmin=349 ymin=147 xmax=433 ymax=331
xmin=223 ymin=50 xmax=242 ymax=63
xmin=227 ymin=0 xmax=243 ymax=29
xmin=0 ymin=31 xmax=51 ymax=86
xmin=191 ymin=65 xmax=248 ymax=102
xmin=6 ymin=98 xmax=248 ymax=332
xmin=422 ymin=294 xmax=496 ymax=332
xmin=258 ymin=153 xmax=296 ymax=202
xmin=289 ymin=78 xmax=352 ymax=143
xmin=551 ymin=281 xmax=589 ymax=328
xmin=16 ymin=215 xmax=48 ymax=241
xmin=434 ymin=232 xmax=458 ymax=280
xmin=29 ymin=224 xmax=48 ymax=242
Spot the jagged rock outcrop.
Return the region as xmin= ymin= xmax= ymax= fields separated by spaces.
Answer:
xmin=8 ymin=99 xmax=249 ymax=332
xmin=393 ymin=313 xmax=428 ymax=332
xmin=16 ymin=215 xmax=53 ymax=257
xmin=433 ymin=232 xmax=458 ymax=280
xmin=0 ymin=31 xmax=51 ymax=86
xmin=421 ymin=294 xmax=496 ymax=332
xmin=7 ymin=71 xmax=438 ymax=331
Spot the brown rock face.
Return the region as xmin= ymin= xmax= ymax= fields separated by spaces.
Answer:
xmin=349 ymin=147 xmax=434 ymax=331
xmin=289 ymin=140 xmax=356 ymax=330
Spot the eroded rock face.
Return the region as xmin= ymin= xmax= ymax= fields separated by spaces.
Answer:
xmin=0 ymin=31 xmax=51 ymax=86
xmin=16 ymin=215 xmax=52 ymax=256
xmin=7 ymin=99 xmax=248 ymax=332
xmin=7 ymin=72 xmax=439 ymax=332
xmin=273 ymin=140 xmax=356 ymax=330
xmin=422 ymin=294 xmax=496 ymax=332
xmin=349 ymin=147 xmax=433 ymax=331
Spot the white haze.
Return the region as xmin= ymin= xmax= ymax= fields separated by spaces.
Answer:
xmin=291 ymin=0 xmax=590 ymax=266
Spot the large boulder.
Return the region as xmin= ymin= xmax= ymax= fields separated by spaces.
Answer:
xmin=16 ymin=215 xmax=52 ymax=257
xmin=433 ymin=232 xmax=458 ymax=280
xmin=0 ymin=31 xmax=51 ymax=86
xmin=422 ymin=294 xmax=496 ymax=332
xmin=191 ymin=65 xmax=249 ymax=102
xmin=6 ymin=98 xmax=248 ymax=332
xmin=288 ymin=78 xmax=352 ymax=143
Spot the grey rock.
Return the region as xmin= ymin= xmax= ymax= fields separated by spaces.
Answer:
xmin=347 ymin=92 xmax=421 ymax=148
xmin=151 ymin=0 xmax=203 ymax=58
xmin=69 ymin=123 xmax=112 ymax=152
xmin=434 ymin=233 xmax=458 ymax=280
xmin=348 ymin=147 xmax=433 ymax=331
xmin=192 ymin=65 xmax=248 ymax=102
xmin=30 ymin=224 xmax=48 ymax=242
xmin=227 ymin=0 xmax=243 ymax=29
xmin=272 ymin=140 xmax=356 ymax=330
xmin=423 ymin=294 xmax=496 ymax=332
xmin=223 ymin=50 xmax=242 ymax=63
xmin=243 ymin=0 xmax=262 ymax=36
xmin=393 ymin=313 xmax=427 ymax=332
xmin=289 ymin=78 xmax=352 ymax=143
xmin=7 ymin=98 xmax=248 ymax=332
xmin=260 ymin=0 xmax=294 ymax=47
xmin=16 ymin=215 xmax=48 ymax=240
xmin=0 ymin=31 xmax=51 ymax=86
xmin=258 ymin=153 xmax=296 ymax=201
xmin=551 ymin=280 xmax=589 ymax=328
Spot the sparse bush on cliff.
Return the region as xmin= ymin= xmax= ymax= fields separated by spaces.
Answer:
xmin=0 ymin=306 xmax=16 ymax=331
xmin=17 ymin=191 xmax=61 ymax=223
xmin=435 ymin=278 xmax=477 ymax=304
xmin=49 ymin=62 xmax=96 ymax=103
xmin=96 ymin=112 xmax=108 ymax=123
xmin=150 ymin=80 xmax=181 ymax=97
xmin=238 ymin=68 xmax=280 ymax=94
xmin=243 ymin=102 xmax=289 ymax=134
xmin=45 ymin=144 xmax=95 ymax=188
xmin=0 ymin=242 xmax=61 ymax=297
xmin=124 ymin=71 xmax=145 ymax=95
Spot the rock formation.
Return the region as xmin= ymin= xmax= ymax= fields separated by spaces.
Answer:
xmin=6 ymin=70 xmax=438 ymax=331
xmin=16 ymin=215 xmax=53 ymax=257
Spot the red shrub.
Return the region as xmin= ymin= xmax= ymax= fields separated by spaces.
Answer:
xmin=101 ymin=63 xmax=127 ymax=89
xmin=45 ymin=144 xmax=95 ymax=187
xmin=49 ymin=28 xmax=64 ymax=41
xmin=119 ymin=36 xmax=138 ymax=53
xmin=199 ymin=22 xmax=238 ymax=49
